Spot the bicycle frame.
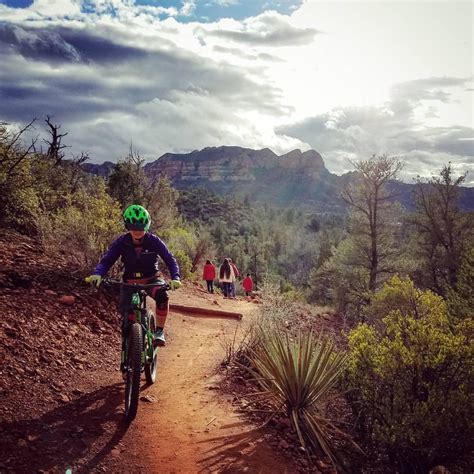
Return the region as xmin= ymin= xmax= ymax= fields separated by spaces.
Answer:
xmin=103 ymin=278 xmax=169 ymax=368
xmin=122 ymin=289 xmax=155 ymax=367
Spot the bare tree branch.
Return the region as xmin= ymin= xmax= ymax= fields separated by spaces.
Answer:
xmin=43 ymin=115 xmax=69 ymax=164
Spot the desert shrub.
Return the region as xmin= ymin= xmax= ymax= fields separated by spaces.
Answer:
xmin=0 ymin=166 xmax=41 ymax=234
xmin=0 ymin=121 xmax=108 ymax=238
xmin=279 ymin=280 xmax=294 ymax=294
xmin=163 ymin=227 xmax=198 ymax=280
xmin=170 ymin=249 xmax=192 ymax=280
xmin=39 ymin=180 xmax=122 ymax=266
xmin=220 ymin=279 xmax=300 ymax=370
xmin=0 ymin=123 xmax=41 ymax=233
xmin=346 ymin=276 xmax=473 ymax=472
xmin=275 ymin=280 xmax=303 ymax=302
xmin=257 ymin=279 xmax=299 ymax=332
xmin=31 ymin=156 xmax=90 ymax=211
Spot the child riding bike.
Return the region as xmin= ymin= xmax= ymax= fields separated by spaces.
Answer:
xmin=86 ymin=204 xmax=181 ymax=346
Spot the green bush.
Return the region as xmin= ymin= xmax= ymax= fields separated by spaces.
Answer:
xmin=39 ymin=180 xmax=123 ymax=266
xmin=0 ymin=168 xmax=41 ymax=234
xmin=171 ymin=249 xmax=192 ymax=280
xmin=0 ymin=124 xmax=41 ymax=233
xmin=346 ymin=276 xmax=473 ymax=472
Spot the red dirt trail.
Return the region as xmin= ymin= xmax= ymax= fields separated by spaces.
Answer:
xmin=85 ymin=292 xmax=295 ymax=473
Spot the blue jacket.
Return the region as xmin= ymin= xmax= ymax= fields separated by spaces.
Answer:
xmin=93 ymin=233 xmax=180 ymax=281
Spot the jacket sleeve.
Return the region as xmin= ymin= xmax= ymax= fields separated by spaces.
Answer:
xmin=231 ymin=263 xmax=240 ymax=277
xmin=93 ymin=236 xmax=123 ymax=277
xmin=149 ymin=235 xmax=181 ymax=281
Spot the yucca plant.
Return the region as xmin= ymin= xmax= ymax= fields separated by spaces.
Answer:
xmin=248 ymin=330 xmax=351 ymax=470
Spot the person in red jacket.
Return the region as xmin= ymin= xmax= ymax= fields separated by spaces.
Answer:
xmin=202 ymin=259 xmax=216 ymax=293
xmin=242 ymin=273 xmax=253 ymax=297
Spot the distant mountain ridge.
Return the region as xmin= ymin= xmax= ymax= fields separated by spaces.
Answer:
xmin=82 ymin=146 xmax=474 ymax=211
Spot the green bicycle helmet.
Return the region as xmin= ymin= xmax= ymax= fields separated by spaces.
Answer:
xmin=123 ymin=204 xmax=151 ymax=231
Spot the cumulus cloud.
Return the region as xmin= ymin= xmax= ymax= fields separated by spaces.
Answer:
xmin=0 ymin=9 xmax=306 ymax=162
xmin=278 ymin=77 xmax=474 ymax=183
xmin=0 ymin=23 xmax=83 ymax=62
xmin=180 ymin=0 xmax=196 ymax=17
xmin=213 ymin=0 xmax=239 ymax=6
xmin=198 ymin=11 xmax=319 ymax=47
xmin=212 ymin=44 xmax=283 ymax=62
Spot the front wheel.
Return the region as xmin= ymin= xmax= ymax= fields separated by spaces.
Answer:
xmin=144 ymin=310 xmax=158 ymax=385
xmin=124 ymin=323 xmax=142 ymax=422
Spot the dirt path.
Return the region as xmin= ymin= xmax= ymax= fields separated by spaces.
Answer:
xmin=92 ymin=293 xmax=296 ymax=474
xmin=0 ymin=286 xmax=297 ymax=473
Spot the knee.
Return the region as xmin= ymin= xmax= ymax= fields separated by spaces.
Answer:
xmin=154 ymin=291 xmax=169 ymax=316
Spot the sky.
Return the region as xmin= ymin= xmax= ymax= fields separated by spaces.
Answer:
xmin=0 ymin=0 xmax=472 ymax=183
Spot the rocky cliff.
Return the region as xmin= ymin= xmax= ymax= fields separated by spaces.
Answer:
xmin=82 ymin=160 xmax=115 ymax=177
xmin=82 ymin=146 xmax=474 ymax=211
xmin=144 ymin=146 xmax=342 ymax=209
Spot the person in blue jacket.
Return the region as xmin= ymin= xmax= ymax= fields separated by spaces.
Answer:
xmin=86 ymin=204 xmax=181 ymax=347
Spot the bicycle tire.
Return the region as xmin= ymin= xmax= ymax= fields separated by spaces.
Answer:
xmin=144 ymin=310 xmax=158 ymax=385
xmin=124 ymin=323 xmax=142 ymax=422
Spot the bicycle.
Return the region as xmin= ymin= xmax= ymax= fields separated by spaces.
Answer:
xmin=87 ymin=277 xmax=170 ymax=422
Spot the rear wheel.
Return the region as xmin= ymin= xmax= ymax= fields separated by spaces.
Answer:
xmin=145 ymin=310 xmax=158 ymax=385
xmin=124 ymin=323 xmax=142 ymax=422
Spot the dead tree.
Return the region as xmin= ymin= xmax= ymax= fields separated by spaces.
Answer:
xmin=43 ymin=115 xmax=69 ymax=164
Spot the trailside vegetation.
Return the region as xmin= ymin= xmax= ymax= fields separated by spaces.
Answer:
xmin=0 ymin=120 xmax=122 ymax=263
xmin=346 ymin=277 xmax=473 ymax=472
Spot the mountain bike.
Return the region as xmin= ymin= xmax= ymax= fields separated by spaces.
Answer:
xmin=94 ymin=278 xmax=170 ymax=422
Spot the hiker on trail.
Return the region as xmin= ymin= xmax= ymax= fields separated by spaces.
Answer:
xmin=242 ymin=273 xmax=253 ymax=297
xmin=218 ymin=258 xmax=235 ymax=299
xmin=85 ymin=204 xmax=181 ymax=347
xmin=202 ymin=259 xmax=216 ymax=294
xmin=228 ymin=258 xmax=240 ymax=299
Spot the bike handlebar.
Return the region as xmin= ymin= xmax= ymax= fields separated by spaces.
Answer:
xmin=102 ymin=278 xmax=170 ymax=291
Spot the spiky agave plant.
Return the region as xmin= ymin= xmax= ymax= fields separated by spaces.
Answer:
xmin=248 ymin=330 xmax=350 ymax=469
